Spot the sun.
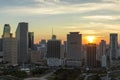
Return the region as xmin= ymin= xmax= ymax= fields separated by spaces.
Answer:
xmin=86 ymin=36 xmax=95 ymax=43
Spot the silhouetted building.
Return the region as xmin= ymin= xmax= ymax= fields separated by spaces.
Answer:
xmin=86 ymin=43 xmax=97 ymax=68
xmin=66 ymin=32 xmax=82 ymax=67
xmin=16 ymin=22 xmax=28 ymax=64
xmin=28 ymin=32 xmax=34 ymax=50
xmin=47 ymin=35 xmax=61 ymax=58
xmin=46 ymin=35 xmax=62 ymax=66
xmin=110 ymin=33 xmax=118 ymax=62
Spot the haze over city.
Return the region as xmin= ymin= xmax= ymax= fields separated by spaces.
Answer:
xmin=0 ymin=0 xmax=120 ymax=44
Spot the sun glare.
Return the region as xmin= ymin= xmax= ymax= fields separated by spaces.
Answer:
xmin=86 ymin=36 xmax=95 ymax=43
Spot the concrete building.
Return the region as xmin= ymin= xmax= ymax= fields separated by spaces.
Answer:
xmin=110 ymin=33 xmax=118 ymax=62
xmin=28 ymin=32 xmax=34 ymax=50
xmin=3 ymin=37 xmax=18 ymax=66
xmin=66 ymin=32 xmax=82 ymax=67
xmin=46 ymin=35 xmax=62 ymax=67
xmin=86 ymin=43 xmax=97 ymax=69
xmin=16 ymin=22 xmax=28 ymax=64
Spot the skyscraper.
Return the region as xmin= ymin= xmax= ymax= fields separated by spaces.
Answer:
xmin=2 ymin=24 xmax=11 ymax=38
xmin=28 ymin=32 xmax=34 ymax=50
xmin=86 ymin=43 xmax=97 ymax=68
xmin=66 ymin=32 xmax=82 ymax=67
xmin=46 ymin=35 xmax=62 ymax=66
xmin=110 ymin=33 xmax=118 ymax=62
xmin=16 ymin=22 xmax=28 ymax=64
xmin=47 ymin=35 xmax=61 ymax=58
xmin=2 ymin=24 xmax=17 ymax=66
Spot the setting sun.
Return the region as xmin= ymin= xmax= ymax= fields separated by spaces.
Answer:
xmin=86 ymin=36 xmax=95 ymax=43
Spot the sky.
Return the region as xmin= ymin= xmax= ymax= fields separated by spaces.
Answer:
xmin=0 ymin=0 xmax=120 ymax=44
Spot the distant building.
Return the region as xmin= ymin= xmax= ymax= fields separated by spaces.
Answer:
xmin=66 ymin=32 xmax=82 ymax=67
xmin=99 ymin=40 xmax=106 ymax=61
xmin=28 ymin=32 xmax=34 ymax=50
xmin=46 ymin=35 xmax=62 ymax=66
xmin=39 ymin=39 xmax=47 ymax=60
xmin=110 ymin=33 xmax=118 ymax=62
xmin=16 ymin=22 xmax=28 ymax=64
xmin=86 ymin=43 xmax=97 ymax=68
xmin=28 ymin=49 xmax=41 ymax=64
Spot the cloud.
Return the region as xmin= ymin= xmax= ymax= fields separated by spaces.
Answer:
xmin=83 ymin=15 xmax=120 ymax=20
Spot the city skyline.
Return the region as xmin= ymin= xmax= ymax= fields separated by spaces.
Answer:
xmin=0 ymin=0 xmax=120 ymax=44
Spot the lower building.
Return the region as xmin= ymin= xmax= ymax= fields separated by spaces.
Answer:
xmin=47 ymin=58 xmax=63 ymax=67
xmin=28 ymin=49 xmax=41 ymax=64
xmin=3 ymin=38 xmax=18 ymax=66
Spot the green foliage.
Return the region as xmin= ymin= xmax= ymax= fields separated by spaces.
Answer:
xmin=2 ymin=69 xmax=27 ymax=78
xmin=87 ymin=75 xmax=101 ymax=80
xmin=30 ymin=68 xmax=48 ymax=76
xmin=51 ymin=68 xmax=81 ymax=80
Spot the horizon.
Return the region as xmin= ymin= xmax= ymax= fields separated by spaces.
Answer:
xmin=0 ymin=0 xmax=120 ymax=44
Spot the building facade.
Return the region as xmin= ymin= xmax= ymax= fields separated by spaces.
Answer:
xmin=46 ymin=35 xmax=62 ymax=66
xmin=28 ymin=32 xmax=34 ymax=50
xmin=110 ymin=33 xmax=118 ymax=62
xmin=86 ymin=43 xmax=97 ymax=68
xmin=66 ymin=32 xmax=82 ymax=67
xmin=99 ymin=40 xmax=106 ymax=60
xmin=16 ymin=22 xmax=28 ymax=64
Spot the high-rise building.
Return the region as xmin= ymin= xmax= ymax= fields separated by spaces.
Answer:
xmin=110 ymin=33 xmax=118 ymax=62
xmin=3 ymin=37 xmax=18 ymax=66
xmin=66 ymin=32 xmax=82 ymax=67
xmin=28 ymin=32 xmax=34 ymax=50
xmin=46 ymin=35 xmax=62 ymax=66
xmin=47 ymin=35 xmax=61 ymax=58
xmin=2 ymin=24 xmax=11 ymax=38
xmin=86 ymin=43 xmax=97 ymax=68
xmin=16 ymin=22 xmax=28 ymax=64
xmin=99 ymin=40 xmax=106 ymax=60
